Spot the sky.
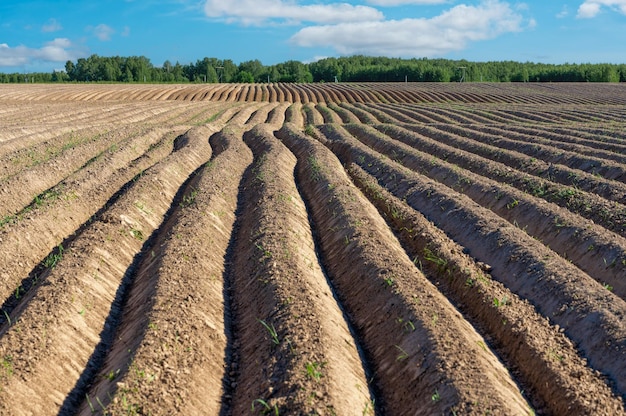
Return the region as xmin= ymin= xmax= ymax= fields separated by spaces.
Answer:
xmin=1 ymin=0 xmax=625 ymax=73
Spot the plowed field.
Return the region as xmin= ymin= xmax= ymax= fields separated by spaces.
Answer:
xmin=1 ymin=82 xmax=625 ymax=415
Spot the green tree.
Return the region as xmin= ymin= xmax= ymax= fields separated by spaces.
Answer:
xmin=235 ymin=70 xmax=254 ymax=83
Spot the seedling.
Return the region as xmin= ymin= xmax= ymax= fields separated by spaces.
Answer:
xmin=432 ymin=389 xmax=441 ymax=402
xmin=104 ymin=369 xmax=120 ymax=381
xmin=86 ymin=394 xmax=95 ymax=413
xmin=423 ymin=247 xmax=447 ymax=271
xmin=252 ymin=398 xmax=279 ymax=415
xmin=304 ymin=362 xmax=325 ymax=382
xmin=2 ymin=310 xmax=11 ymax=326
xmin=493 ymin=297 xmax=508 ymax=308
xmin=394 ymin=345 xmax=409 ymax=361
xmin=1 ymin=355 xmax=13 ymax=378
xmin=506 ymin=198 xmax=519 ymax=209
xmin=308 ymin=156 xmax=322 ymax=181
xmin=95 ymin=396 xmax=106 ymax=411
xmin=255 ymin=243 xmax=272 ymax=261
xmin=181 ymin=188 xmax=199 ymax=207
xmin=14 ymin=286 xmax=24 ymax=300
xmin=258 ymin=319 xmax=280 ymax=345
xmin=130 ymin=228 xmax=144 ymax=241
xmin=362 ymin=399 xmax=375 ymax=416
xmin=396 ymin=317 xmax=415 ymax=332
xmin=43 ymin=244 xmax=64 ymax=269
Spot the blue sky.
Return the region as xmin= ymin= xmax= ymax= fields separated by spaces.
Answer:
xmin=1 ymin=0 xmax=625 ymax=73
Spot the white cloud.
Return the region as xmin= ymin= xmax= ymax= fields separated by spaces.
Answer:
xmin=42 ymin=18 xmax=63 ymax=33
xmin=365 ymin=0 xmax=449 ymax=4
xmin=291 ymin=0 xmax=529 ymax=57
xmin=577 ymin=0 xmax=626 ymax=18
xmin=203 ymin=0 xmax=384 ymax=25
xmin=556 ymin=5 xmax=569 ymax=18
xmin=88 ymin=24 xmax=115 ymax=41
xmin=0 ymin=38 xmax=83 ymax=67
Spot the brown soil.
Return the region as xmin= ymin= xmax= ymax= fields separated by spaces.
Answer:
xmin=0 ymin=83 xmax=625 ymax=415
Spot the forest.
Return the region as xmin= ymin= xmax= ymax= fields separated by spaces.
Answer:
xmin=1 ymin=54 xmax=625 ymax=83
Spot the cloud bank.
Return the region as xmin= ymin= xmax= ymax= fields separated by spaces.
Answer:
xmin=203 ymin=0 xmax=531 ymax=57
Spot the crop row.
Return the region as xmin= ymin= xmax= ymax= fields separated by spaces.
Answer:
xmin=3 ymin=83 xmax=626 ymax=105
xmin=1 ymin=84 xmax=625 ymax=415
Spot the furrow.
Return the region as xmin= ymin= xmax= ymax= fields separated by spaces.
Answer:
xmin=348 ymin=162 xmax=625 ymax=414
xmin=74 ymin=127 xmax=251 ymax=415
xmin=319 ymin=122 xmax=626 ymax=399
xmin=224 ymin=124 xmax=372 ymax=415
xmin=344 ymin=123 xmax=626 ymax=296
xmin=0 ymin=128 xmax=180 ymax=310
xmin=276 ymin=123 xmax=532 ymax=415
xmin=0 ymin=126 xmax=214 ymax=415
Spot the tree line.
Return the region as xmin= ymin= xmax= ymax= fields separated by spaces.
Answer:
xmin=1 ymin=54 xmax=625 ymax=83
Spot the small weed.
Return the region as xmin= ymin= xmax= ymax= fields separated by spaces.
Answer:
xmin=397 ymin=317 xmax=415 ymax=332
xmin=304 ymin=124 xmax=316 ymax=137
xmin=304 ymin=362 xmax=325 ymax=382
xmin=506 ymin=198 xmax=519 ymax=209
xmin=258 ymin=319 xmax=280 ymax=345
xmin=423 ymin=247 xmax=448 ymax=271
xmin=549 ymin=349 xmax=564 ymax=362
xmin=308 ymin=156 xmax=323 ymax=181
xmin=14 ymin=286 xmax=24 ymax=300
xmin=554 ymin=217 xmax=567 ymax=228
xmin=0 ymin=215 xmax=15 ymax=228
xmin=255 ymin=243 xmax=272 ymax=261
xmin=181 ymin=188 xmax=199 ymax=207
xmin=86 ymin=394 xmax=95 ymax=413
xmin=383 ymin=275 xmax=394 ymax=287
xmin=555 ymin=187 xmax=578 ymax=200
xmin=95 ymin=396 xmax=106 ymax=411
xmin=431 ymin=389 xmax=441 ymax=402
xmin=603 ymin=283 xmax=614 ymax=292
xmin=394 ymin=345 xmax=409 ymax=361
xmin=2 ymin=310 xmax=11 ymax=326
xmin=134 ymin=201 xmax=152 ymax=215
xmin=252 ymin=398 xmax=279 ymax=415
xmin=362 ymin=399 xmax=375 ymax=416
xmin=43 ymin=244 xmax=64 ymax=269
xmin=130 ymin=228 xmax=144 ymax=241
xmin=493 ymin=296 xmax=508 ymax=308
xmin=1 ymin=356 xmax=13 ymax=378
xmin=104 ymin=369 xmax=120 ymax=381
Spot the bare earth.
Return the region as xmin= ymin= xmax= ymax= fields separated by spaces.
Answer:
xmin=0 ymin=82 xmax=625 ymax=415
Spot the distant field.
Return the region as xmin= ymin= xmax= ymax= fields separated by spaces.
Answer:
xmin=1 ymin=83 xmax=625 ymax=415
